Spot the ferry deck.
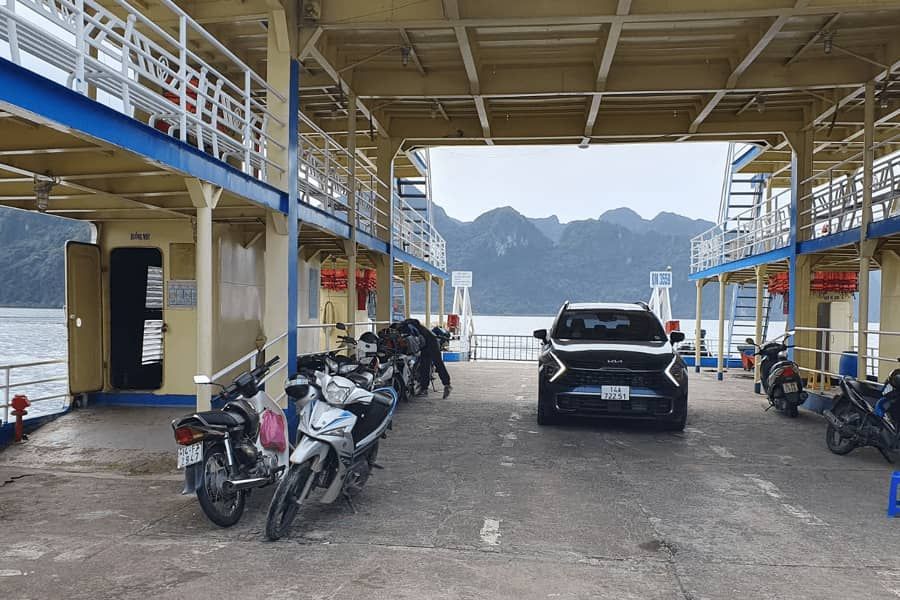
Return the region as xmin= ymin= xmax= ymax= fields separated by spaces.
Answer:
xmin=0 ymin=0 xmax=899 ymax=597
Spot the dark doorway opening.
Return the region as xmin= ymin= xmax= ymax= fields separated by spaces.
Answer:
xmin=110 ymin=247 xmax=164 ymax=390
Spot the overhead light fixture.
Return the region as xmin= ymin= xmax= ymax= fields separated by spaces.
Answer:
xmin=578 ymin=138 xmax=590 ymax=149
xmin=755 ymin=93 xmax=765 ymax=113
xmin=34 ymin=175 xmax=56 ymax=212
xmin=823 ymin=31 xmax=833 ymax=55
xmin=400 ymin=46 xmax=410 ymax=67
xmin=880 ymin=82 xmax=890 ymax=109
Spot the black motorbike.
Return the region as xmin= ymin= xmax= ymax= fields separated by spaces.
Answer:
xmin=172 ymin=357 xmax=289 ymax=527
xmin=823 ymin=364 xmax=900 ymax=462
xmin=745 ymin=331 xmax=807 ymax=417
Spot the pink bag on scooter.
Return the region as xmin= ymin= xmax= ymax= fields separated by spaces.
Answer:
xmin=260 ymin=409 xmax=286 ymax=452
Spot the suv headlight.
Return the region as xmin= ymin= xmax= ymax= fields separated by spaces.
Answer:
xmin=543 ymin=350 xmax=567 ymax=383
xmin=325 ymin=379 xmax=353 ymax=405
xmin=665 ymin=356 xmax=684 ymax=387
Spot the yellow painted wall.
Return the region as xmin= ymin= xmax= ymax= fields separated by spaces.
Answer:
xmin=880 ymin=252 xmax=900 ymax=380
xmin=97 ymin=220 xmax=196 ymax=395
xmin=213 ymin=225 xmax=264 ymax=380
xmin=93 ymin=221 xmax=264 ymax=396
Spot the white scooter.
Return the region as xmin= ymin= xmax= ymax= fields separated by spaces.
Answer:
xmin=264 ymin=369 xmax=397 ymax=540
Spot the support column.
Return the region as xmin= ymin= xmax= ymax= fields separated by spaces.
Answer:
xmin=373 ymin=254 xmax=393 ymax=325
xmin=694 ymin=279 xmax=704 ymax=373
xmin=438 ymin=278 xmax=446 ymax=327
xmin=717 ymin=274 xmax=729 ymax=381
xmin=346 ymin=93 xmax=358 ymax=334
xmin=376 ymin=136 xmax=401 ymax=244
xmin=858 ymin=80 xmax=876 ymax=379
xmin=265 ymin=7 xmax=298 ymax=379
xmin=754 ymin=265 xmax=767 ymax=394
xmin=403 ymin=268 xmax=412 ymax=319
xmin=424 ymin=273 xmax=433 ymax=328
xmin=787 ymin=125 xmax=816 ymax=380
xmin=880 ymin=251 xmax=900 ymax=380
xmin=186 ymin=179 xmax=222 ymax=411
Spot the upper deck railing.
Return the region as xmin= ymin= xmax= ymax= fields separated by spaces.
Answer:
xmin=691 ymin=143 xmax=900 ymax=274
xmin=0 ymin=0 xmax=286 ymax=181
xmin=298 ymin=112 xmax=446 ymax=272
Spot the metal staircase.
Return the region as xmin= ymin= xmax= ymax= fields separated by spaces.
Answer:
xmin=718 ymin=144 xmax=768 ymax=245
xmin=726 ymin=283 xmax=772 ymax=359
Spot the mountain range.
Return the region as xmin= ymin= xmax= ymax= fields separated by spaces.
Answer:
xmin=427 ymin=205 xmax=722 ymax=317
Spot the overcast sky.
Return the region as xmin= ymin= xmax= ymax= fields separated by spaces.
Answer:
xmin=429 ymin=142 xmax=730 ymax=223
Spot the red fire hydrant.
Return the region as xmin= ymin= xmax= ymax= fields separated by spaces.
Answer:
xmin=11 ymin=394 xmax=30 ymax=442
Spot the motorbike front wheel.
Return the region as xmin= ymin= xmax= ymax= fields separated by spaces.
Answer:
xmin=196 ymin=443 xmax=246 ymax=527
xmin=825 ymin=400 xmax=858 ymax=456
xmin=265 ymin=460 xmax=314 ymax=541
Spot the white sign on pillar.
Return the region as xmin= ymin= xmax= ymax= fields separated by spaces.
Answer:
xmin=648 ymin=269 xmax=673 ymax=324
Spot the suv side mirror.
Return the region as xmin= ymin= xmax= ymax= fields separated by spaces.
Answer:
xmin=533 ymin=329 xmax=548 ymax=342
xmin=669 ymin=331 xmax=685 ymax=344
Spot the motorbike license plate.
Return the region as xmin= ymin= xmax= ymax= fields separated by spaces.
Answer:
xmin=783 ymin=382 xmax=799 ymax=393
xmin=601 ymin=385 xmax=630 ymax=400
xmin=177 ymin=443 xmax=202 ymax=469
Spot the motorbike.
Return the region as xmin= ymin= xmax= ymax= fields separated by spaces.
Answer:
xmin=745 ymin=331 xmax=807 ymax=418
xmin=172 ymin=356 xmax=290 ymax=527
xmin=823 ymin=363 xmax=900 ymax=462
xmin=265 ymin=369 xmax=398 ymax=540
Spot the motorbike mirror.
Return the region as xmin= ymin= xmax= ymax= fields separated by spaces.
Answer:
xmin=335 ymin=322 xmax=347 ymax=331
xmin=193 ymin=375 xmax=211 ymax=385
xmin=745 ymin=337 xmax=755 ymax=345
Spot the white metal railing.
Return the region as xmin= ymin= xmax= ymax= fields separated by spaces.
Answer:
xmin=297 ymin=111 xmax=447 ymax=272
xmin=208 ymin=332 xmax=288 ymax=403
xmin=798 ymin=145 xmax=900 ymax=241
xmin=0 ymin=358 xmax=68 ymax=425
xmin=298 ymin=320 xmax=389 ymax=353
xmin=298 ymin=112 xmax=390 ymax=240
xmin=691 ymin=188 xmax=792 ymax=272
xmin=691 ymin=144 xmax=900 ymax=274
xmin=0 ymin=0 xmax=286 ymax=181
xmin=792 ymin=326 xmax=899 ymax=391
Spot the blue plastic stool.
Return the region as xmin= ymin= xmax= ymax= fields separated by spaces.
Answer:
xmin=889 ymin=472 xmax=900 ymax=517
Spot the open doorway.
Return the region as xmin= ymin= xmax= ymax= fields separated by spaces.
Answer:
xmin=109 ymin=247 xmax=164 ymax=390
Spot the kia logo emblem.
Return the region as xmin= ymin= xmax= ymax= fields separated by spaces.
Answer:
xmin=607 ymin=359 xmax=623 ymax=365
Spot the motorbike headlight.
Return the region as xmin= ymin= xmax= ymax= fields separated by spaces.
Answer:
xmin=325 ymin=379 xmax=353 ymax=405
xmin=665 ymin=356 xmax=684 ymax=387
xmin=543 ymin=350 xmax=567 ymax=383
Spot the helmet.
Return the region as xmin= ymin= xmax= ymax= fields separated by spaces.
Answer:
xmin=285 ymin=374 xmax=311 ymax=401
xmin=889 ymin=368 xmax=900 ymax=390
xmin=357 ymin=331 xmax=379 ymax=358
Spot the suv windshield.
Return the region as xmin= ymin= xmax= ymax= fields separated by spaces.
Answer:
xmin=553 ymin=309 xmax=666 ymax=342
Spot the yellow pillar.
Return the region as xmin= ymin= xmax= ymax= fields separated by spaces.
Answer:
xmin=717 ymin=273 xmax=729 ymax=381
xmin=186 ymin=179 xmax=222 ymax=411
xmin=403 ymin=269 xmax=412 ymax=319
xmin=858 ymin=79 xmax=876 ymax=379
xmin=880 ymin=251 xmax=900 ymax=380
xmin=754 ymin=265 xmax=767 ymax=393
xmin=346 ymin=93 xmax=358 ymax=335
xmin=374 ymin=254 xmax=392 ymax=325
xmin=438 ymin=278 xmax=446 ymax=327
xmin=694 ymin=279 xmax=704 ymax=373
xmin=424 ymin=273 xmax=433 ymax=328
xmin=375 ymin=136 xmax=401 ymax=243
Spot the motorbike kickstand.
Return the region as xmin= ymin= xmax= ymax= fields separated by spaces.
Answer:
xmin=343 ymin=492 xmax=358 ymax=514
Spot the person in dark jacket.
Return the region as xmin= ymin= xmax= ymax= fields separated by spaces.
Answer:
xmin=401 ymin=318 xmax=452 ymax=398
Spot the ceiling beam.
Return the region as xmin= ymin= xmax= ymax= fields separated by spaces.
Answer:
xmin=690 ymin=14 xmax=790 ymax=133
xmin=444 ymin=0 xmax=491 ymax=143
xmin=398 ymin=29 xmax=427 ymax=76
xmin=307 ymin=45 xmax=389 ymax=138
xmin=584 ymin=0 xmax=630 ymax=145
xmin=786 ymin=13 xmax=840 ymax=66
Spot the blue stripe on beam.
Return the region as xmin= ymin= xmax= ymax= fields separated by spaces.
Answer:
xmin=688 ymin=246 xmax=792 ymax=281
xmin=0 ymin=57 xmax=285 ymax=213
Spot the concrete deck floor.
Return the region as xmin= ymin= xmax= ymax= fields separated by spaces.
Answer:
xmin=1 ymin=363 xmax=899 ymax=599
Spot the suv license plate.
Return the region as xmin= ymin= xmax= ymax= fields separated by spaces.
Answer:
xmin=783 ymin=382 xmax=799 ymax=393
xmin=177 ymin=443 xmax=202 ymax=469
xmin=601 ymin=385 xmax=630 ymax=400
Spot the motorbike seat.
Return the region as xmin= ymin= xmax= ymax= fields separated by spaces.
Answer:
xmin=371 ymin=389 xmax=394 ymax=408
xmin=192 ymin=409 xmax=245 ymax=428
xmin=846 ymin=378 xmax=884 ymax=402
xmin=347 ymin=370 xmax=375 ymax=389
